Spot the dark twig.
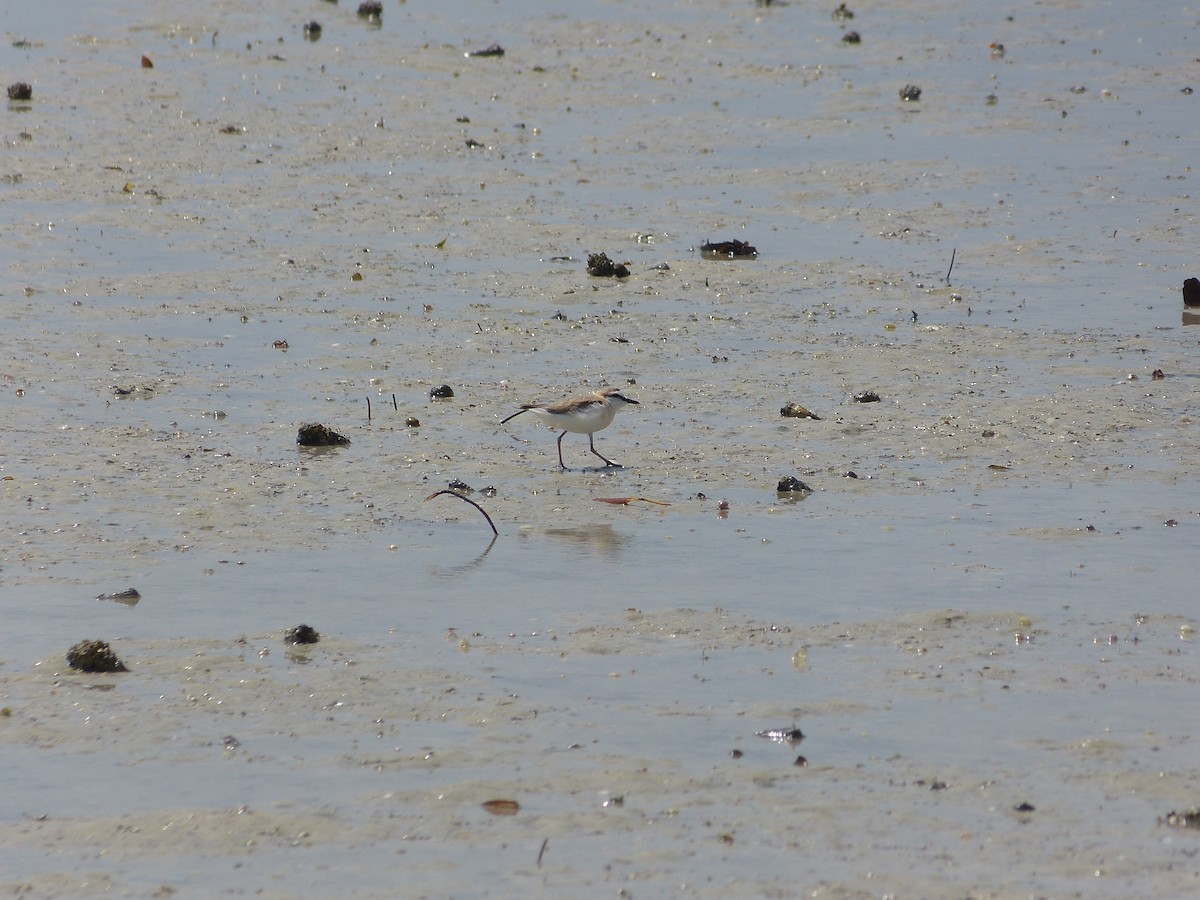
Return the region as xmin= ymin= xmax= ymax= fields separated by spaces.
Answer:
xmin=945 ymin=247 xmax=956 ymax=285
xmin=392 ymin=393 xmax=398 ymax=411
xmin=537 ymin=838 xmax=549 ymax=868
xmin=366 ymin=395 xmax=372 ymax=421
xmin=425 ymin=490 xmax=499 ymax=536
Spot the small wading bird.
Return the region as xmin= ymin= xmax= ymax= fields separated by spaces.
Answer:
xmin=500 ymin=387 xmax=639 ymax=469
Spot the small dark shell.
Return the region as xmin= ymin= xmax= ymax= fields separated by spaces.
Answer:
xmin=781 ymin=402 xmax=820 ymax=419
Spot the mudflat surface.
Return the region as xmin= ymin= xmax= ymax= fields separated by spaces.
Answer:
xmin=2 ymin=0 xmax=1198 ymax=896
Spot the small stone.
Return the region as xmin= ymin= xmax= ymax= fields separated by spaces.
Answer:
xmin=700 ymin=240 xmax=758 ymax=259
xmin=1183 ymin=277 xmax=1200 ymax=307
xmin=587 ymin=253 xmax=629 ymax=278
xmin=899 ymin=84 xmax=922 ymax=102
xmin=777 ymin=476 xmax=812 ymax=493
xmin=406 ymin=416 xmax=420 ymax=427
xmin=467 ymin=43 xmax=505 ymax=58
xmin=852 ymin=390 xmax=881 ymax=403
xmin=7 ymin=83 xmax=32 ymax=101
xmin=296 ymin=423 xmax=350 ymax=446
xmin=284 ymin=625 xmax=320 ymax=645
xmin=429 ymin=384 xmax=455 ymax=399
xmin=96 ymin=588 xmax=141 ymax=606
xmin=66 ymin=640 xmax=128 ymax=673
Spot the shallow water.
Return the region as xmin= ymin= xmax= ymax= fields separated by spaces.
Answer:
xmin=3 ymin=0 xmax=1199 ymax=896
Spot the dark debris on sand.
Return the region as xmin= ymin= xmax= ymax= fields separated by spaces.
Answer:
xmin=587 ymin=252 xmax=630 ymax=278
xmin=285 ymin=624 xmax=320 ymax=645
xmin=66 ymin=639 xmax=128 ymax=673
xmin=297 ymin=423 xmax=350 ymax=446
xmin=700 ymin=240 xmax=758 ymax=259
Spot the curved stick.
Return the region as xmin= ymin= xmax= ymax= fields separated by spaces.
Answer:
xmin=424 ymin=490 xmax=499 ymax=536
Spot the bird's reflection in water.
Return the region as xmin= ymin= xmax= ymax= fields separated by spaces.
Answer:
xmin=424 ymin=534 xmax=498 ymax=578
xmin=531 ymin=524 xmax=630 ymax=560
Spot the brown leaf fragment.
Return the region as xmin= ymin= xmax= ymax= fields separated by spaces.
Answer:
xmin=482 ymin=799 xmax=519 ymax=816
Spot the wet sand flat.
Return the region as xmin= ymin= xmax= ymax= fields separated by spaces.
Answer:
xmin=2 ymin=0 xmax=1199 ymax=896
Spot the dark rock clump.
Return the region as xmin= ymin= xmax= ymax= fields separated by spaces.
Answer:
xmin=700 ymin=240 xmax=757 ymax=259
xmin=67 ymin=640 xmax=128 ymax=673
xmin=297 ymin=423 xmax=350 ymax=446
xmin=285 ymin=625 xmax=320 ymax=645
xmin=1183 ymin=277 xmax=1200 ymax=307
xmin=587 ymin=253 xmax=630 ymax=278
xmin=777 ymin=476 xmax=812 ymax=493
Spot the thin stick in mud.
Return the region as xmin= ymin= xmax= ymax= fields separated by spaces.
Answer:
xmin=424 ymin=490 xmax=499 ymax=536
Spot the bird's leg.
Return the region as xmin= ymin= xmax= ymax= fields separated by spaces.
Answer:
xmin=588 ymin=434 xmax=618 ymax=467
xmin=556 ymin=431 xmax=569 ymax=469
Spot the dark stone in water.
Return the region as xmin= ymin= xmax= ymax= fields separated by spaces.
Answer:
xmin=777 ymin=476 xmax=812 ymax=493
xmin=899 ymin=84 xmax=922 ymax=102
xmin=852 ymin=390 xmax=881 ymax=403
xmin=468 ymin=44 xmax=505 ymax=58
xmin=285 ymin=625 xmax=320 ymax=645
xmin=96 ymin=588 xmax=141 ymax=606
xmin=429 ymin=384 xmax=455 ymax=399
xmin=7 ymin=82 xmax=32 ymax=101
xmin=700 ymin=240 xmax=758 ymax=259
xmin=67 ymin=640 xmax=128 ymax=673
xmin=297 ymin=423 xmax=350 ymax=446
xmin=1183 ymin=277 xmax=1200 ymax=307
